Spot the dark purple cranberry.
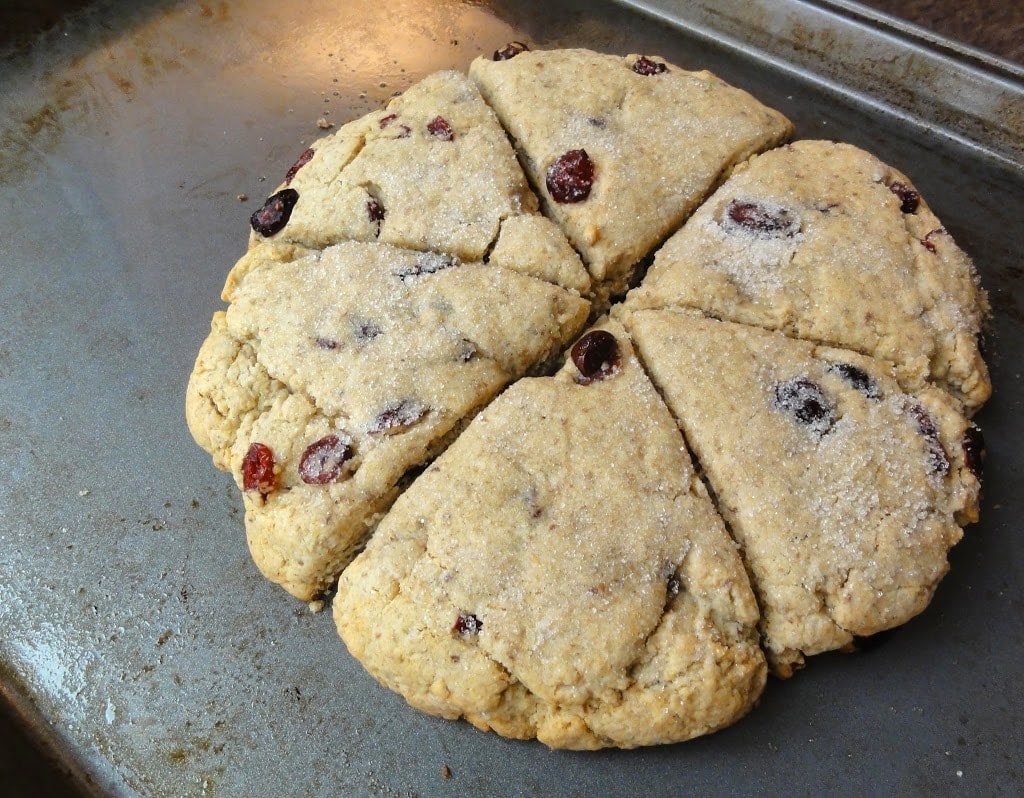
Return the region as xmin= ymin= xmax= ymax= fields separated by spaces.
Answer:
xmin=427 ymin=115 xmax=454 ymax=141
xmin=396 ymin=124 xmax=412 ymax=139
xmin=242 ymin=442 xmax=275 ymax=497
xmin=493 ymin=42 xmax=529 ymax=61
xmin=546 ymin=149 xmax=594 ymax=204
xmin=571 ymin=330 xmax=621 ymax=383
xmin=351 ymin=318 xmax=381 ymax=341
xmin=723 ymin=199 xmax=800 ymax=238
xmin=962 ymin=425 xmax=985 ymax=478
xmin=632 ymin=56 xmax=668 ymax=75
xmin=908 ymin=403 xmax=950 ymax=476
xmin=394 ymin=253 xmax=457 ymax=280
xmin=889 ymin=182 xmax=920 ymax=214
xmin=366 ymin=198 xmax=385 ymax=224
xmin=828 ymin=362 xmax=880 ymax=399
xmin=370 ymin=399 xmax=428 ymax=435
xmin=284 ymin=147 xmax=314 ymax=185
xmin=452 ymin=612 xmax=482 ymax=637
xmin=773 ymin=378 xmax=835 ymax=435
xmin=379 ymin=113 xmax=398 ymax=128
xmin=315 ymin=336 xmax=341 ymax=350
xmin=299 ymin=435 xmax=353 ymax=484
xmin=250 ymin=188 xmax=299 ymax=237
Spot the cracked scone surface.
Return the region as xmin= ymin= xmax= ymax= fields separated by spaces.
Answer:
xmin=333 ymin=321 xmax=766 ymax=749
xmin=469 ymin=48 xmax=793 ymax=298
xmin=622 ymin=308 xmax=981 ymax=674
xmin=625 ymin=140 xmax=990 ymax=413
xmin=186 ymin=241 xmax=589 ymax=599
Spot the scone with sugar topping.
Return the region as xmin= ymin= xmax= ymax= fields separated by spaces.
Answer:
xmin=621 ymin=308 xmax=982 ymax=675
xmin=333 ymin=321 xmax=766 ymax=748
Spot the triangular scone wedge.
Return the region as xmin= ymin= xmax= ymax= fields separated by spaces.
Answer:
xmin=469 ymin=47 xmax=792 ymax=299
xmin=621 ymin=308 xmax=982 ymax=675
xmin=231 ymin=70 xmax=590 ymax=296
xmin=625 ymin=140 xmax=990 ymax=413
xmin=186 ymin=242 xmax=589 ymax=599
xmin=334 ymin=320 xmax=766 ymax=749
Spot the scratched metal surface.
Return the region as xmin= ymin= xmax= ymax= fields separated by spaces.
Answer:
xmin=0 ymin=1 xmax=1021 ymax=796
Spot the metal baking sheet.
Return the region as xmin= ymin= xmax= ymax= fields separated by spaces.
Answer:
xmin=1 ymin=0 xmax=1021 ymax=795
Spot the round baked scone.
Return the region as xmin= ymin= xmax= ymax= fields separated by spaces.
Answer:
xmin=620 ymin=307 xmax=982 ymax=675
xmin=333 ymin=321 xmax=766 ymax=748
xmin=469 ymin=47 xmax=793 ymax=299
xmin=625 ymin=140 xmax=990 ymax=413
xmin=186 ymin=241 xmax=589 ymax=599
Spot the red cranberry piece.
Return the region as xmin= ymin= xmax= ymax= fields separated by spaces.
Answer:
xmin=396 ymin=124 xmax=412 ymax=138
xmin=828 ymin=362 xmax=880 ymax=399
xmin=921 ymin=228 xmax=945 ymax=253
xmin=773 ymin=378 xmax=834 ymax=435
xmin=571 ymin=330 xmax=621 ymax=383
xmin=908 ymin=403 xmax=950 ymax=476
xmin=250 ymin=188 xmax=299 ymax=237
xmin=370 ymin=399 xmax=428 ymax=435
xmin=493 ymin=42 xmax=529 ymax=61
xmin=546 ymin=149 xmax=594 ymax=204
xmin=284 ymin=147 xmax=314 ymax=185
xmin=723 ymin=199 xmax=800 ymax=238
xmin=242 ymin=442 xmax=275 ymax=497
xmin=889 ymin=182 xmax=920 ymax=214
xmin=366 ymin=198 xmax=385 ymax=224
xmin=299 ymin=435 xmax=353 ymax=484
xmin=962 ymin=425 xmax=985 ymax=478
xmin=452 ymin=613 xmax=482 ymax=637
xmin=379 ymin=113 xmax=398 ymax=128
xmin=427 ymin=116 xmax=454 ymax=141
xmin=632 ymin=56 xmax=668 ymax=75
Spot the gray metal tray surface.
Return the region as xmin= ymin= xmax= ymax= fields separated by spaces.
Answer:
xmin=1 ymin=0 xmax=1021 ymax=795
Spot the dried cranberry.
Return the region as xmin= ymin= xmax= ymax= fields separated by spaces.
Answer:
xmin=396 ymin=125 xmax=412 ymax=138
xmin=394 ymin=253 xmax=457 ymax=280
xmin=299 ymin=435 xmax=353 ymax=484
xmin=493 ymin=42 xmax=529 ymax=61
xmin=350 ymin=318 xmax=381 ymax=341
xmin=250 ymin=188 xmax=299 ymax=237
xmin=366 ymin=198 xmax=385 ymax=224
xmin=427 ymin=116 xmax=454 ymax=141
xmin=379 ymin=113 xmax=398 ymax=128
xmin=921 ymin=228 xmax=945 ymax=253
xmin=828 ymin=362 xmax=880 ymax=399
xmin=284 ymin=147 xmax=314 ymax=185
xmin=242 ymin=442 xmax=275 ymax=497
xmin=571 ymin=330 xmax=621 ymax=383
xmin=370 ymin=399 xmax=428 ymax=435
xmin=962 ymin=425 xmax=985 ymax=478
xmin=632 ymin=56 xmax=668 ymax=75
xmin=889 ymin=182 xmax=920 ymax=214
xmin=773 ymin=378 xmax=835 ymax=435
xmin=723 ymin=199 xmax=800 ymax=238
xmin=546 ymin=149 xmax=594 ymax=204
xmin=452 ymin=613 xmax=482 ymax=637
xmin=908 ymin=403 xmax=950 ymax=476
xmin=314 ymin=336 xmax=341 ymax=350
